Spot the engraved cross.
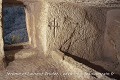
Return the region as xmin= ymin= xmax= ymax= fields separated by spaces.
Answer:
xmin=48 ymin=18 xmax=60 ymax=37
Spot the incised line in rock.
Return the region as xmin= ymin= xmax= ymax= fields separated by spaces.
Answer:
xmin=48 ymin=18 xmax=60 ymax=37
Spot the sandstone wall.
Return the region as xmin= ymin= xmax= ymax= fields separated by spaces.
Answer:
xmin=0 ymin=0 xmax=4 ymax=68
xmin=104 ymin=9 xmax=120 ymax=63
xmin=46 ymin=2 xmax=106 ymax=61
xmin=1 ymin=0 xmax=120 ymax=75
xmin=45 ymin=1 xmax=120 ymax=74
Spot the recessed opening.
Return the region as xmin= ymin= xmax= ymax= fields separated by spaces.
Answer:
xmin=3 ymin=5 xmax=29 ymax=47
xmin=104 ymin=9 xmax=120 ymax=61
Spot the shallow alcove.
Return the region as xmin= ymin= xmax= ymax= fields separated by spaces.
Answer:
xmin=104 ymin=9 xmax=120 ymax=62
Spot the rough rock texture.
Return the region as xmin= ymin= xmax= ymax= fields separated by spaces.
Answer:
xmin=46 ymin=0 xmax=119 ymax=3
xmin=1 ymin=0 xmax=120 ymax=80
xmin=0 ymin=52 xmax=114 ymax=80
xmin=104 ymin=9 xmax=120 ymax=63
xmin=100 ymin=9 xmax=120 ymax=75
xmin=0 ymin=0 xmax=4 ymax=69
xmin=47 ymin=2 xmax=105 ymax=62
xmin=46 ymin=1 xmax=120 ymax=75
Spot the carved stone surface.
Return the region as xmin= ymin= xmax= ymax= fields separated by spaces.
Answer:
xmin=0 ymin=0 xmax=4 ymax=69
xmin=47 ymin=3 xmax=105 ymax=61
xmin=0 ymin=51 xmax=113 ymax=80
xmin=0 ymin=0 xmax=120 ymax=79
xmin=104 ymin=9 xmax=120 ymax=62
xmin=46 ymin=2 xmax=120 ymax=75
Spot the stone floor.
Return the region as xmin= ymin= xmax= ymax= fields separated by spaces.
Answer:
xmin=0 ymin=51 xmax=116 ymax=80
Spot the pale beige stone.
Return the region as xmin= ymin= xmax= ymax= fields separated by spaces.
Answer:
xmin=0 ymin=0 xmax=120 ymax=80
xmin=0 ymin=0 xmax=4 ymax=69
xmin=51 ymin=50 xmax=64 ymax=62
xmin=5 ymin=49 xmax=37 ymax=60
xmin=46 ymin=2 xmax=105 ymax=62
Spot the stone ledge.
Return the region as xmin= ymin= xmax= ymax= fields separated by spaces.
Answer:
xmin=51 ymin=50 xmax=115 ymax=80
xmin=51 ymin=50 xmax=64 ymax=62
xmin=14 ymin=49 xmax=37 ymax=59
xmin=5 ymin=49 xmax=37 ymax=60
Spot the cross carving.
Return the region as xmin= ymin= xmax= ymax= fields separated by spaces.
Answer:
xmin=48 ymin=18 xmax=60 ymax=37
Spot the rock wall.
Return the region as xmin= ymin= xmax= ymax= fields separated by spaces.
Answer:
xmin=47 ymin=2 xmax=106 ymax=61
xmin=0 ymin=0 xmax=4 ymax=68
xmin=46 ymin=1 xmax=120 ymax=74
xmin=1 ymin=0 xmax=120 ymax=75
xmin=104 ymin=9 xmax=120 ymax=63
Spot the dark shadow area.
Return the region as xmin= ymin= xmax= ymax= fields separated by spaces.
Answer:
xmin=61 ymin=51 xmax=120 ymax=80
xmin=4 ymin=49 xmax=23 ymax=67
xmin=4 ymin=45 xmax=24 ymax=51
xmin=3 ymin=0 xmax=24 ymax=4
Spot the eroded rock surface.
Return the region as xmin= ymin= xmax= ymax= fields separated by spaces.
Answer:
xmin=0 ymin=0 xmax=120 ymax=80
xmin=0 ymin=52 xmax=114 ymax=80
xmin=47 ymin=2 xmax=105 ymax=65
xmin=46 ymin=2 xmax=120 ymax=76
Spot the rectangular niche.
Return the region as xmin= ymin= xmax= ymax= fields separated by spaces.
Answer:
xmin=104 ymin=9 xmax=120 ymax=61
xmin=3 ymin=5 xmax=30 ymax=47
